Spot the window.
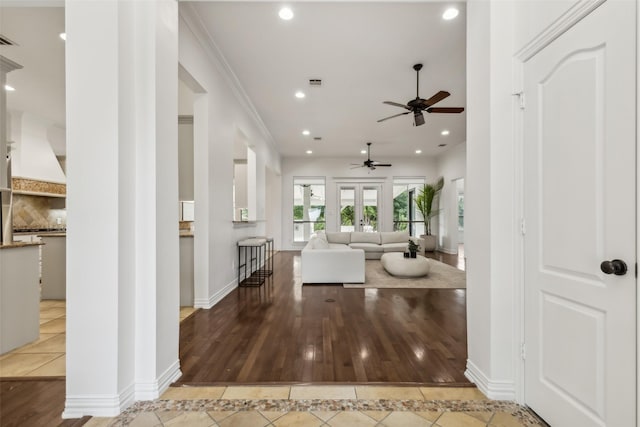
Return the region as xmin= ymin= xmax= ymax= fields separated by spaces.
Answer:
xmin=393 ymin=178 xmax=425 ymax=236
xmin=293 ymin=178 xmax=325 ymax=242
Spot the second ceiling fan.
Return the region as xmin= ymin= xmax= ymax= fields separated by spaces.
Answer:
xmin=378 ymin=63 xmax=464 ymax=126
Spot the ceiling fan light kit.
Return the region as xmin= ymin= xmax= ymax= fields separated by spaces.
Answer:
xmin=378 ymin=63 xmax=464 ymax=126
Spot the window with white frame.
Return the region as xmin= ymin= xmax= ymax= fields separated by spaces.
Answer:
xmin=392 ymin=178 xmax=426 ymax=236
xmin=293 ymin=178 xmax=326 ymax=242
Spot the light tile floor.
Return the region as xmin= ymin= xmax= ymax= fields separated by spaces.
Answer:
xmin=0 ymin=301 xmax=198 ymax=378
xmin=83 ymin=385 xmax=545 ymax=426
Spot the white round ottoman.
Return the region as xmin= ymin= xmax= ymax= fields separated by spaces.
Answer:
xmin=380 ymin=252 xmax=431 ymax=277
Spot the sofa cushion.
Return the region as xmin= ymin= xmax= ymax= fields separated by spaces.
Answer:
xmin=308 ymin=236 xmax=329 ymax=249
xmin=326 ymin=232 xmax=351 ymax=244
xmin=380 ymin=231 xmax=410 ymax=244
xmin=328 ymin=243 xmax=350 ymax=250
xmin=349 ymin=242 xmax=384 ymax=252
xmin=382 ymin=242 xmax=409 ymax=252
xmin=350 ymin=232 xmax=381 ymax=244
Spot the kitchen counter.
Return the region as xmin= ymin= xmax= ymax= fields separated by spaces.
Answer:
xmin=0 ymin=241 xmax=43 ymax=249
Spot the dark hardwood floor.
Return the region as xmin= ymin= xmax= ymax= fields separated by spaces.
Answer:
xmin=0 ymin=248 xmax=467 ymax=426
xmin=0 ymin=378 xmax=90 ymax=427
xmin=177 ymin=250 xmax=469 ymax=385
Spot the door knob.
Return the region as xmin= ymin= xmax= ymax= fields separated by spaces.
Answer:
xmin=600 ymin=259 xmax=628 ymax=276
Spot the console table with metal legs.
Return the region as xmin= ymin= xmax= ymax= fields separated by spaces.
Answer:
xmin=250 ymin=236 xmax=274 ymax=277
xmin=237 ymin=238 xmax=267 ymax=287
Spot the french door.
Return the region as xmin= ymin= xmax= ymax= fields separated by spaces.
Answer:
xmin=337 ymin=184 xmax=381 ymax=232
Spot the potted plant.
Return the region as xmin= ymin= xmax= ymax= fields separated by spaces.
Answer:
xmin=415 ymin=176 xmax=444 ymax=252
xmin=407 ymin=239 xmax=420 ymax=258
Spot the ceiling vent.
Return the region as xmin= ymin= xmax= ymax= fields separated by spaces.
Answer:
xmin=0 ymin=34 xmax=16 ymax=46
xmin=313 ymin=137 xmax=322 ymax=141
xmin=309 ymin=79 xmax=322 ymax=87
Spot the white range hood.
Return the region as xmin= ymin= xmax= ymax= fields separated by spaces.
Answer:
xmin=9 ymin=111 xmax=66 ymax=192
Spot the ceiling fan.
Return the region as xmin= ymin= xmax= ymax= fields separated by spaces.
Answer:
xmin=351 ymin=142 xmax=392 ymax=170
xmin=378 ymin=63 xmax=464 ymax=126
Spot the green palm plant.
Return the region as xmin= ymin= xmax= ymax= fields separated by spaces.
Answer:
xmin=415 ymin=177 xmax=444 ymax=236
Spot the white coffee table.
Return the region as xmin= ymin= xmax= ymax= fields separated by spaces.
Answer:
xmin=380 ymin=252 xmax=431 ymax=277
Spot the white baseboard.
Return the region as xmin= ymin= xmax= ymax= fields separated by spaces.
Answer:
xmin=135 ymin=359 xmax=182 ymax=400
xmin=465 ymin=360 xmax=516 ymax=401
xmin=439 ymin=247 xmax=458 ymax=255
xmin=62 ymin=383 xmax=135 ymax=418
xmin=194 ymin=278 xmax=237 ymax=309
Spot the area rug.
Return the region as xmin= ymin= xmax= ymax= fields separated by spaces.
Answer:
xmin=343 ymin=259 xmax=466 ymax=289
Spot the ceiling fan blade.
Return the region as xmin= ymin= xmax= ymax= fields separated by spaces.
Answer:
xmin=383 ymin=101 xmax=411 ymax=110
xmin=372 ymin=163 xmax=392 ymax=167
xmin=414 ymin=112 xmax=425 ymax=126
xmin=377 ymin=111 xmax=411 ymax=123
xmin=421 ymin=91 xmax=450 ymax=108
xmin=427 ymin=107 xmax=465 ymax=113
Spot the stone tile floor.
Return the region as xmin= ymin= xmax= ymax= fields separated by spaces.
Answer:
xmin=0 ymin=301 xmax=197 ymax=377
xmin=83 ymin=385 xmax=546 ymax=426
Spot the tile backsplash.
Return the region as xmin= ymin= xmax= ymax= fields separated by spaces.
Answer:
xmin=12 ymin=194 xmax=67 ymax=230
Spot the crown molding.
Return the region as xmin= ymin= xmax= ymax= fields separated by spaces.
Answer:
xmin=179 ymin=4 xmax=279 ymax=154
xmin=515 ymin=0 xmax=606 ymax=62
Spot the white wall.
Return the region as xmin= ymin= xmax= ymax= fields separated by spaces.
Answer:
xmin=465 ymin=0 xmax=590 ymax=403
xmin=280 ymin=156 xmax=438 ymax=250
xmin=179 ymin=6 xmax=282 ymax=308
xmin=513 ymin=0 xmax=576 ymax=50
xmin=178 ymin=122 xmax=194 ymax=201
xmin=435 ymin=142 xmax=466 ymax=254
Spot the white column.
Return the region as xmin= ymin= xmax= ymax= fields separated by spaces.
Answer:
xmin=465 ymin=0 xmax=517 ymax=401
xmin=0 ymin=56 xmax=22 ymax=245
xmin=64 ymin=0 xmax=179 ymax=418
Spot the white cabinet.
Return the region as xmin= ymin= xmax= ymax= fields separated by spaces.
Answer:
xmin=40 ymin=235 xmax=66 ymax=299
xmin=0 ymin=245 xmax=40 ymax=353
xmin=179 ymin=235 xmax=194 ymax=306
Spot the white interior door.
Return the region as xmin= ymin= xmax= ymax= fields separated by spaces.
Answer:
xmin=337 ymin=184 xmax=381 ymax=232
xmin=523 ymin=2 xmax=636 ymax=426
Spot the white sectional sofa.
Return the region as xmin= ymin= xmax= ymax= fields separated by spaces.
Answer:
xmin=301 ymin=231 xmax=423 ymax=284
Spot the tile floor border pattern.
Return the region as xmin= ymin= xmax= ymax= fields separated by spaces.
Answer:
xmin=102 ymin=399 xmax=544 ymax=426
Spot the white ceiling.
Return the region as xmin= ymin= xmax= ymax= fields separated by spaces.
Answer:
xmin=185 ymin=1 xmax=467 ymax=158
xmin=0 ymin=3 xmax=466 ymax=160
xmin=0 ymin=7 xmax=65 ymax=128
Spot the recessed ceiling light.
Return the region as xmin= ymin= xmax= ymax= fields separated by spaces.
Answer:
xmin=59 ymin=32 xmax=66 ymax=41
xmin=295 ymin=91 xmax=305 ymax=99
xmin=302 ymin=130 xmax=310 ymax=136
xmin=441 ymin=129 xmax=450 ymax=136
xmin=442 ymin=8 xmax=459 ymax=20
xmin=4 ymin=85 xmax=15 ymax=92
xmin=415 ymin=150 xmax=422 ymax=154
xmin=360 ymin=150 xmax=367 ymax=154
xmin=306 ymin=150 xmax=313 ymax=154
xmin=279 ymin=7 xmax=294 ymax=20
xmin=438 ymin=143 xmax=447 ymax=147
